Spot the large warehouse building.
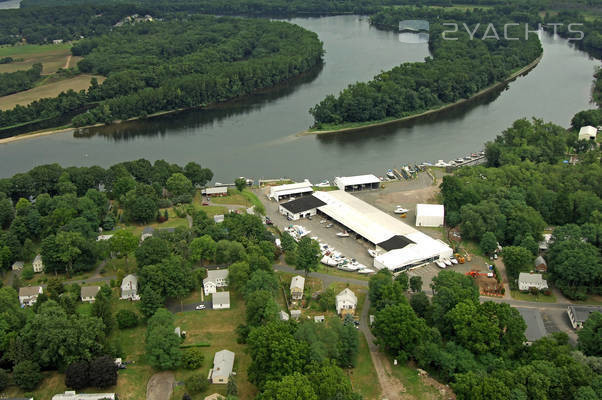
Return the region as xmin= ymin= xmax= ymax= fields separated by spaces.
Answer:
xmin=334 ymin=174 xmax=380 ymax=192
xmin=268 ymin=180 xmax=313 ymax=201
xmin=309 ymin=190 xmax=453 ymax=272
xmin=415 ymin=204 xmax=445 ymax=227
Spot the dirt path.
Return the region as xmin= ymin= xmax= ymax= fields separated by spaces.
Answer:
xmin=146 ymin=371 xmax=174 ymax=400
xmin=64 ymin=54 xmax=72 ymax=69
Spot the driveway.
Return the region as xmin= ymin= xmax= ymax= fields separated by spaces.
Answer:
xmin=146 ymin=371 xmax=174 ymax=400
xmin=166 ymin=298 xmax=211 ymax=313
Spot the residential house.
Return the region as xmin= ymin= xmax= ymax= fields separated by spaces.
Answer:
xmin=279 ymin=310 xmax=289 ymax=321
xmin=518 ymin=272 xmax=548 ymax=292
xmin=290 ymin=275 xmax=305 ymax=300
xmin=32 ymin=254 xmax=44 ymax=273
xmin=567 ymin=305 xmax=602 ymax=329
xmin=290 ymin=309 xmax=301 ymax=320
xmin=80 ymin=286 xmax=101 ymax=303
xmin=578 ymin=125 xmax=598 ymax=141
xmin=534 ymin=256 xmax=547 ymax=272
xmin=12 ymin=261 xmax=24 ymax=271
xmin=19 ymin=286 xmax=43 ymax=307
xmin=120 ymin=274 xmax=138 ymax=300
xmin=517 ymin=307 xmax=547 ymax=344
xmin=210 ymin=350 xmax=235 ymax=384
xmin=336 ymin=288 xmax=357 ymax=316
xmin=203 ymin=269 xmax=229 ymax=296
xmin=212 ymin=291 xmax=230 ymax=310
xmin=52 ymin=391 xmax=116 ymax=400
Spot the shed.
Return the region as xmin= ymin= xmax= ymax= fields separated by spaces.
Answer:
xmin=314 ymin=315 xmax=325 ymax=323
xmin=210 ymin=350 xmax=235 ymax=384
xmin=212 ymin=291 xmax=230 ymax=309
xmin=415 ymin=204 xmax=444 ymax=227
xmin=214 ymin=214 xmax=225 ymax=223
xmin=517 ymin=307 xmax=547 ymax=344
xmin=290 ymin=309 xmax=301 ymax=320
xmin=279 ymin=310 xmax=290 ymax=321
xmin=534 ymin=256 xmax=547 ymax=272
xmin=578 ymin=125 xmax=597 ymax=140
xmin=334 ymin=174 xmax=380 ymax=192
xmin=518 ymin=272 xmax=548 ymax=292
xmin=205 ymin=187 xmax=228 ymax=197
xmin=80 ymin=286 xmax=101 ymax=303
xmin=141 ymin=227 xmax=154 ymax=241
xmin=11 ymin=261 xmax=24 ymax=271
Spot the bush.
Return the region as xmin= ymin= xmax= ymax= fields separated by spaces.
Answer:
xmin=0 ymin=369 xmax=9 ymax=391
xmin=88 ymin=356 xmax=117 ymax=388
xmin=13 ymin=361 xmax=42 ymax=391
xmin=172 ymin=194 xmax=193 ymax=204
xmin=158 ymin=198 xmax=173 ymax=208
xmin=116 ymin=309 xmax=139 ymax=329
xmin=21 ymin=266 xmax=34 ymax=280
xmin=185 ymin=374 xmax=209 ymax=394
xmin=182 ymin=348 xmax=205 ymax=369
xmin=65 ymin=360 xmax=90 ymax=390
xmin=284 ymin=251 xmax=296 ymax=266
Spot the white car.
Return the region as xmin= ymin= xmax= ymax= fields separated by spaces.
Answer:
xmin=195 ymin=304 xmax=206 ymax=310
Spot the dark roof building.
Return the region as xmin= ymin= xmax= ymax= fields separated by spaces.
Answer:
xmin=280 ymin=196 xmax=326 ymax=214
xmin=567 ymin=305 xmax=602 ymax=329
xmin=517 ymin=307 xmax=547 ymax=343
xmin=377 ymin=235 xmax=415 ymax=252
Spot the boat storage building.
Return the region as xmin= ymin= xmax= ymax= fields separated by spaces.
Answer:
xmin=268 ymin=180 xmax=313 ymax=201
xmin=312 ymin=190 xmax=453 ymax=272
xmin=279 ymin=196 xmax=326 ymax=220
xmin=415 ymin=204 xmax=445 ymax=227
xmin=334 ymin=174 xmax=380 ymax=192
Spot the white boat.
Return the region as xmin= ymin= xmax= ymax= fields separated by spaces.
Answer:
xmin=338 ymin=263 xmax=360 ymax=272
xmin=357 ymin=268 xmax=375 ymax=274
xmin=321 ymin=256 xmax=338 ymax=267
xmin=386 ymin=169 xmax=396 ymax=179
xmin=450 ymin=258 xmax=458 ymax=265
xmin=455 ymin=158 xmax=464 ymax=163
xmin=368 ymin=249 xmax=379 ymax=258
xmin=326 ymin=223 xmax=333 ymax=228
xmin=336 ymin=231 xmax=350 ymax=237
xmin=320 ymin=219 xmax=327 ymax=224
xmin=435 ymin=260 xmax=446 ymax=269
xmin=443 ymin=259 xmax=452 ymax=266
xmin=316 ymin=180 xmax=331 ymax=187
xmin=434 ymin=160 xmax=450 ymax=167
xmin=394 ymin=206 xmax=409 ymax=214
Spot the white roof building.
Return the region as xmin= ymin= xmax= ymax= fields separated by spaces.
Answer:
xmin=336 ymin=288 xmax=357 ymax=315
xmin=210 ymin=350 xmax=235 ymax=384
xmin=212 ymin=291 xmax=230 ymax=309
xmin=518 ymin=272 xmax=548 ymax=291
xmin=578 ymin=125 xmax=597 ymax=140
xmin=52 ymin=391 xmax=116 ymax=400
xmin=205 ymin=187 xmax=228 ymax=196
xmin=415 ymin=204 xmax=445 ymax=227
xmin=268 ymin=180 xmax=313 ymax=201
xmin=204 ymin=269 xmax=229 ymax=295
xmin=334 ymin=174 xmax=380 ymax=191
xmin=312 ymin=190 xmax=453 ymax=272
xmin=120 ymin=274 xmax=138 ymax=300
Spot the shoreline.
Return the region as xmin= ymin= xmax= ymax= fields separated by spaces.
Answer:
xmin=297 ymin=53 xmax=543 ymax=136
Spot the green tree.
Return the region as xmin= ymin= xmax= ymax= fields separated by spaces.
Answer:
xmin=116 ymin=309 xmax=139 ymax=329
xmin=109 ymin=229 xmax=138 ymax=265
xmin=295 ymin=236 xmax=320 ymax=276
xmin=409 ymin=275 xmax=423 ymax=292
xmin=0 ymin=368 xmax=9 ymax=391
xmin=184 ymin=373 xmax=208 ymax=394
xmin=259 ymin=373 xmax=317 ymax=400
xmin=13 ymin=360 xmax=43 ymax=391
xmin=228 ymin=261 xmax=250 ymax=291
xmin=245 ymin=270 xmax=279 ymax=298
xmin=91 ymin=286 xmax=115 ymax=334
xmin=395 ymin=272 xmax=409 ymax=291
xmin=578 ymin=312 xmax=602 ymax=356
xmin=135 ymin=237 xmax=171 ymax=267
xmin=410 ymin=291 xmax=431 ymax=320
xmin=123 ymin=184 xmax=158 ymax=223
xmin=139 ymin=286 xmax=164 ymax=319
xmin=280 ymin=232 xmax=296 ymax=253
xmin=246 ymin=290 xmax=279 ymax=327
xmin=318 ymin=288 xmax=335 ymax=312
xmin=234 ymin=178 xmax=246 ymax=192
xmin=166 ymin=173 xmax=193 ymax=197
xmin=502 ymin=246 xmax=534 ymax=282
xmin=183 ymin=162 xmax=212 ymax=187
xmin=480 ymin=232 xmax=498 ymax=256
xmin=181 ymin=348 xmax=204 ymax=370
xmin=189 ymin=234 xmax=217 ymax=264
xmin=145 ymin=308 xmax=181 ymax=370
xmin=430 ymin=270 xmax=479 ymax=327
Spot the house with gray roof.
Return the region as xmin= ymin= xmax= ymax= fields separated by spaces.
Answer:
xmin=212 ymin=291 xmax=230 ymax=310
xmin=534 ymin=256 xmax=547 ymax=272
xmin=81 ymin=286 xmax=101 ymax=303
xmin=203 ymin=269 xmax=229 ymax=295
xmin=517 ymin=307 xmax=547 ymax=344
xmin=567 ymin=305 xmax=602 ymax=329
xmin=12 ymin=261 xmax=24 ymax=271
xmin=19 ymin=286 xmax=43 ymax=307
xmin=210 ymin=350 xmax=235 ymax=384
xmin=518 ymin=272 xmax=548 ymax=292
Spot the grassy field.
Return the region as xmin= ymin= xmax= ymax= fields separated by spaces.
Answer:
xmin=510 ymin=290 xmax=557 ymax=303
xmin=350 ymin=335 xmax=381 ymax=400
xmin=0 ymin=74 xmax=104 ymax=110
xmin=389 ymin=362 xmax=443 ymax=400
xmin=0 ymin=43 xmax=72 ymax=74
xmin=209 ymin=189 xmax=252 ymax=207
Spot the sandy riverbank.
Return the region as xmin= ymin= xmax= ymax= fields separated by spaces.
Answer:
xmin=298 ymin=54 xmax=543 ymax=136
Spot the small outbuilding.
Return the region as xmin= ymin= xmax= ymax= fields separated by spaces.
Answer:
xmin=52 ymin=391 xmax=116 ymax=400
xmin=214 ymin=214 xmax=225 ymax=223
xmin=279 ymin=310 xmax=290 ymax=321
xmin=80 ymin=286 xmax=101 ymax=303
xmin=534 ymin=256 xmax=547 ymax=272
xmin=204 ymin=187 xmax=228 ymax=197
xmin=518 ymin=272 xmax=548 ymax=292
xmin=11 ymin=261 xmax=24 ymax=271
xmin=212 ymin=291 xmax=230 ymax=310
xmin=314 ymin=315 xmax=325 ymax=323
xmin=334 ymin=174 xmax=380 ymax=192
xmin=336 ymin=288 xmax=357 ymax=316
xmin=578 ymin=125 xmax=598 ymax=141
xmin=32 ymin=254 xmax=44 ymax=273
xmin=290 ymin=309 xmax=301 ymax=320
xmin=210 ymin=350 xmax=235 ymax=384
xmin=415 ymin=204 xmax=444 ymax=227
xmin=141 ymin=227 xmax=154 ymax=241
xmin=290 ymin=275 xmax=305 ymax=300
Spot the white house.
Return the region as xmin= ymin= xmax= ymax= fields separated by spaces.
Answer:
xmin=578 ymin=125 xmax=597 ymax=141
xmin=203 ymin=269 xmax=229 ymax=296
xmin=11 ymin=261 xmax=24 ymax=271
xmin=80 ymin=286 xmax=101 ymax=303
xmin=212 ymin=291 xmax=230 ymax=310
xmin=415 ymin=204 xmax=445 ymax=227
xmin=32 ymin=254 xmax=44 ymax=273
xmin=52 ymin=391 xmax=116 ymax=400
xmin=120 ymin=274 xmax=138 ymax=300
xmin=335 ymin=288 xmax=357 ymax=316
xmin=19 ymin=286 xmax=43 ymax=307
xmin=210 ymin=350 xmax=235 ymax=384
xmin=290 ymin=275 xmax=305 ymax=300
xmin=518 ymin=272 xmax=548 ymax=291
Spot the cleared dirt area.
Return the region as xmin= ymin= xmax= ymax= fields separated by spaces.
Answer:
xmin=0 ymin=44 xmax=72 ymax=74
xmin=0 ymin=74 xmax=104 ymax=110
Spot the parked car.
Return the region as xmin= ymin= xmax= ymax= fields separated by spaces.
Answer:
xmin=202 ymin=200 xmax=209 ymax=206
xmin=195 ymin=304 xmax=205 ymax=310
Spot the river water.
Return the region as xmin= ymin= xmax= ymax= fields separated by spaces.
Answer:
xmin=0 ymin=15 xmax=599 ymax=181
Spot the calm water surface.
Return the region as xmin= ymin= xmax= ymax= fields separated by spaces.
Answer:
xmin=0 ymin=15 xmax=599 ymax=181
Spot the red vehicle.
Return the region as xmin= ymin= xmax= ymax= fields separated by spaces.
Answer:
xmin=202 ymin=200 xmax=209 ymax=206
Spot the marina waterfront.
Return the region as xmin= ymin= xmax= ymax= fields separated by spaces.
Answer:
xmin=0 ymin=15 xmax=599 ymax=181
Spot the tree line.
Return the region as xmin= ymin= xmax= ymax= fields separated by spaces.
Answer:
xmin=0 ymin=63 xmax=42 ymax=97
xmin=309 ymin=6 xmax=543 ymax=128
xmin=369 ymin=269 xmax=602 ymax=400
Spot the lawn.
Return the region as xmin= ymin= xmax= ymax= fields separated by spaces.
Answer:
xmin=316 ymin=264 xmax=371 ymax=282
xmin=349 ymin=335 xmax=381 ymax=400
xmin=209 ymin=189 xmax=252 ymax=207
xmin=389 ymin=362 xmax=443 ymax=400
xmin=0 ymin=74 xmax=104 ymax=110
xmin=0 ymin=44 xmax=73 ymax=74
xmin=510 ymin=290 xmax=557 ymax=303
xmin=171 ymin=292 xmax=257 ymax=400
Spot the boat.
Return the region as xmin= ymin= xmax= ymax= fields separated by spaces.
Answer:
xmin=434 ymin=160 xmax=450 ymax=167
xmin=357 ymin=268 xmax=375 ymax=274
xmin=386 ymin=169 xmax=396 ymax=179
xmin=326 ymin=223 xmax=333 ymax=228
xmin=455 ymin=158 xmax=464 ymax=164
xmin=435 ymin=260 xmax=446 ymax=269
xmin=422 ymin=161 xmax=433 ymax=166
xmin=368 ymin=249 xmax=379 ymax=258
xmin=450 ymin=258 xmax=458 ymax=265
xmin=336 ymin=231 xmax=350 ymax=237
xmin=443 ymin=259 xmax=452 ymax=266
xmin=338 ymin=263 xmax=360 ymax=272
xmin=394 ymin=206 xmax=409 ymax=214
xmin=320 ymin=219 xmax=327 ymax=224
xmin=316 ymin=180 xmax=331 ymax=187
xmin=321 ymin=256 xmax=338 ymax=267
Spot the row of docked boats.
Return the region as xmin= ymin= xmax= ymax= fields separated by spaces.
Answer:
xmin=319 ymin=241 xmax=375 ymax=274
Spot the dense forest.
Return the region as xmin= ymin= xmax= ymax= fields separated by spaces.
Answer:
xmin=369 ymin=268 xmax=602 ymax=400
xmin=0 ymin=63 xmax=42 ymax=97
xmin=309 ymin=7 xmax=543 ymax=128
xmin=0 ymin=16 xmax=323 ymax=131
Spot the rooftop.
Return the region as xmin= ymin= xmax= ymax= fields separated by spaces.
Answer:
xmin=518 ymin=272 xmax=547 ymax=285
xmin=213 ymin=349 xmax=235 ymax=377
xmin=377 ymin=235 xmax=415 ymax=251
xmin=416 ymin=204 xmax=444 ymax=217
xmin=19 ymin=286 xmax=42 ymax=297
xmin=336 ymin=288 xmax=357 ymax=303
xmin=212 ymin=291 xmax=230 ymax=304
xmin=334 ymin=174 xmax=380 ymax=187
xmin=517 ymin=307 xmax=547 ymax=342
xmin=290 ymin=275 xmax=305 ymax=290
xmin=280 ymin=195 xmax=326 ymax=214
xmin=568 ymin=305 xmax=602 ymax=323
xmin=81 ymin=286 xmax=101 ymax=298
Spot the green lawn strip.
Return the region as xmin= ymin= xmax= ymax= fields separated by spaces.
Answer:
xmin=315 ymin=264 xmax=371 ymax=282
xmin=389 ymin=362 xmax=442 ymax=399
xmin=0 ymin=43 xmax=71 ymax=57
xmin=510 ymin=290 xmax=557 ymax=303
xmin=349 ymin=334 xmax=381 ymax=400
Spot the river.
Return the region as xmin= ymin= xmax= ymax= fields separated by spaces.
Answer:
xmin=0 ymin=15 xmax=599 ymax=181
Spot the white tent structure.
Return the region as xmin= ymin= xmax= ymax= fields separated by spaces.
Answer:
xmin=578 ymin=126 xmax=597 ymax=141
xmin=415 ymin=204 xmax=445 ymax=227
xmin=334 ymin=174 xmax=380 ymax=191
xmin=268 ymin=180 xmax=313 ymax=201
